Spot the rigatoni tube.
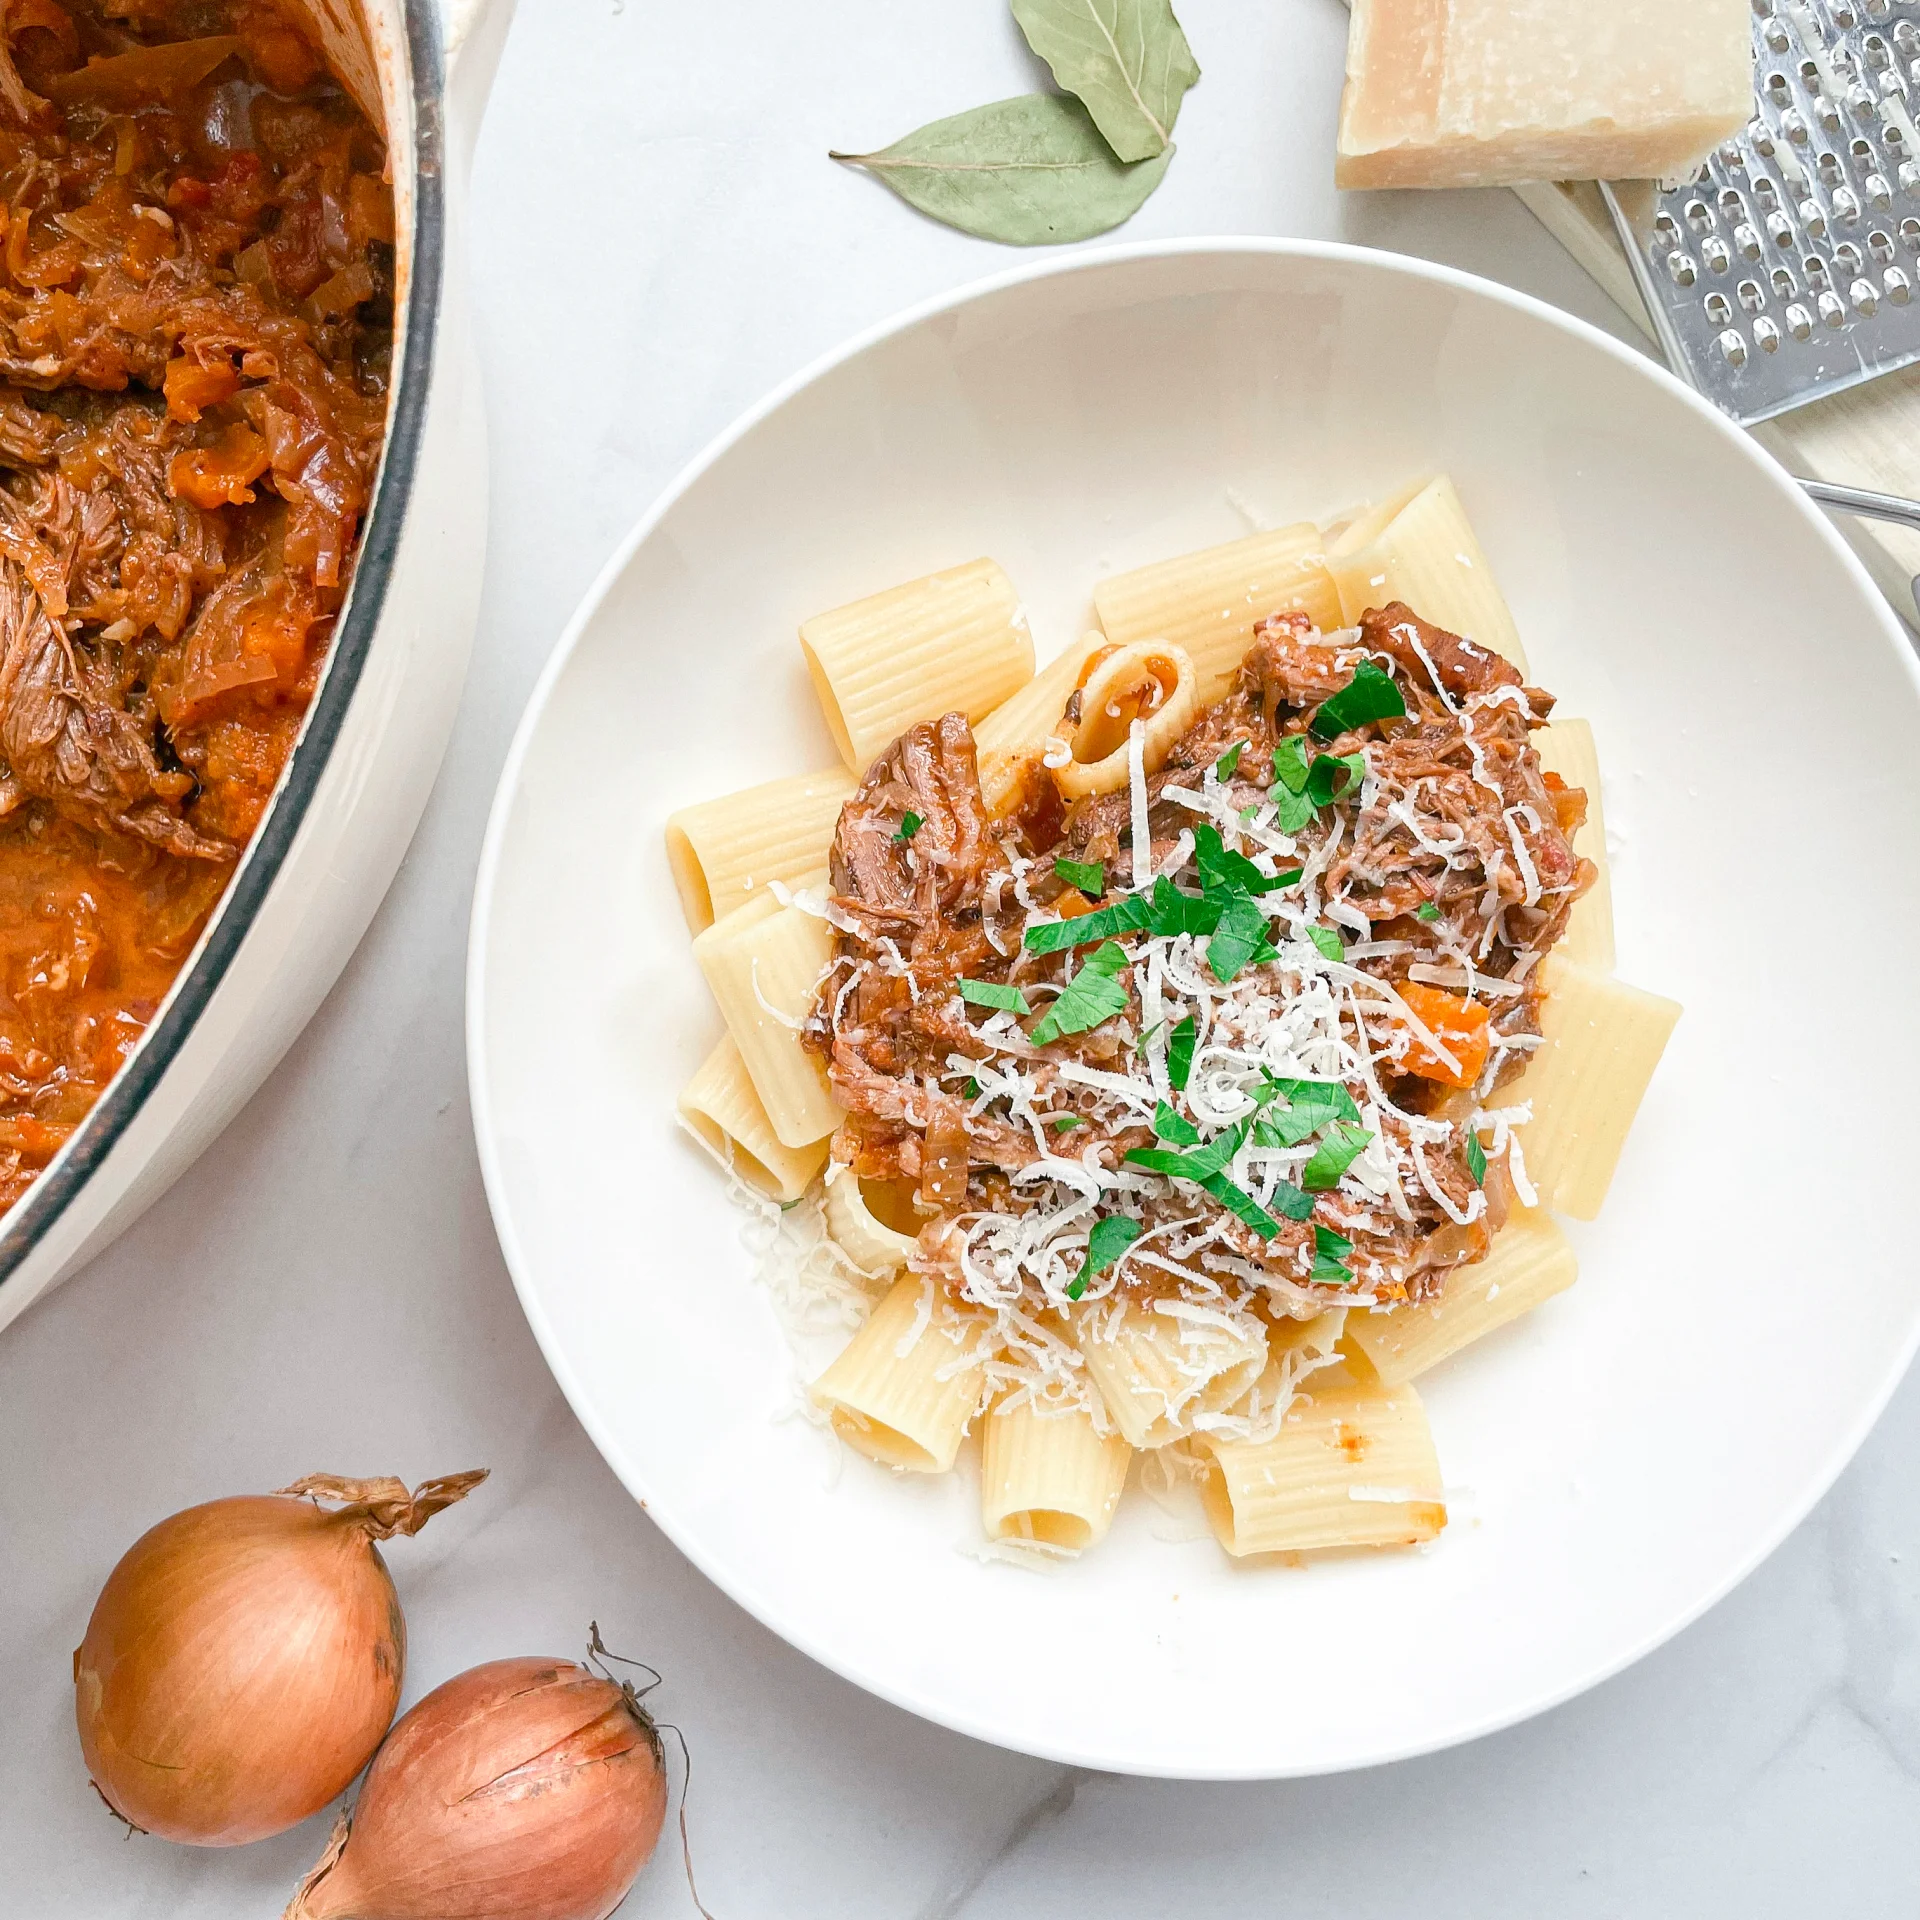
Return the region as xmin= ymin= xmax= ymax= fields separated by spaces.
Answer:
xmin=811 ymin=1273 xmax=991 ymax=1472
xmin=799 ymin=558 xmax=1034 ymax=772
xmin=692 ymin=894 xmax=841 ymax=1149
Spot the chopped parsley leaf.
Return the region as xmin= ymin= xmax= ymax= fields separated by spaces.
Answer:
xmin=1275 ymin=789 xmax=1315 ymax=834
xmin=1054 ymin=857 xmax=1105 ymax=896
xmin=1049 ymin=1114 xmax=1086 ymax=1133
xmin=1030 ymin=941 xmax=1131 ymax=1046
xmin=1273 ymin=735 xmax=1312 ymax=795
xmin=893 ymin=811 xmax=924 ymax=842
xmin=1214 ymin=740 xmax=1245 ymax=779
xmin=1311 ymin=661 xmax=1407 ymax=741
xmin=1067 ymin=1215 xmax=1142 ymax=1300
xmin=1153 ymin=1102 xmax=1201 ymax=1146
xmin=1167 ymin=1014 xmax=1197 ymax=1091
xmin=1263 ymin=1075 xmax=1362 ymax=1125
xmin=963 ymin=1078 xmax=980 ymax=1099
xmin=1023 ymin=894 xmax=1152 ymax=953
xmin=1416 ymin=902 xmax=1442 ymax=924
xmin=1193 ymin=825 xmax=1297 ymax=898
xmin=1146 ymin=876 xmax=1221 ymax=939
xmin=1125 ymin=1144 xmax=1225 ymax=1181
xmin=1302 ymin=1120 xmax=1374 ymax=1191
xmin=1201 ymin=1173 xmax=1288 ymax=1240
xmin=1206 ymin=893 xmax=1278 ymax=982
xmin=1305 ymin=750 xmax=1367 ymax=808
xmin=1311 ymin=1223 xmax=1357 ymax=1287
xmin=1252 ymin=1078 xmax=1361 ymax=1149
xmin=1306 ymin=925 xmax=1345 ymax=965
xmin=1466 ymin=1131 xmax=1487 ymax=1186
xmin=959 ymin=978 xmax=1029 ymax=1015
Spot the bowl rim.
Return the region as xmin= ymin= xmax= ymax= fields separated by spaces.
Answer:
xmin=0 ymin=0 xmax=447 ymax=1306
xmin=467 ymin=234 xmax=1920 ymax=1777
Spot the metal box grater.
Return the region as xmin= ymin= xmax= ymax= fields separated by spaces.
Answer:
xmin=1605 ymin=0 xmax=1920 ymax=425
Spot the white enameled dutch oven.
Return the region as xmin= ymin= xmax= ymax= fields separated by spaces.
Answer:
xmin=0 ymin=0 xmax=515 ymax=1334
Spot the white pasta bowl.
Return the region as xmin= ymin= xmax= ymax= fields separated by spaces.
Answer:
xmin=469 ymin=240 xmax=1920 ymax=1778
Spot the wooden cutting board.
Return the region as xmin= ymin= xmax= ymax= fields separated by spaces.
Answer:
xmin=1516 ymin=181 xmax=1920 ymax=622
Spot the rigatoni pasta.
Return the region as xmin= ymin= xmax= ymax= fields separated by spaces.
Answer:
xmin=1071 ymin=1292 xmax=1269 ymax=1450
xmin=811 ymin=1272 xmax=991 ymax=1472
xmin=799 ymin=557 xmax=1035 ymax=772
xmin=691 ymin=894 xmax=842 ymax=1149
xmin=676 ymin=1034 xmax=829 ymax=1203
xmin=1196 ymin=1371 xmax=1447 ymax=1557
xmin=1532 ymin=718 xmax=1615 ymax=972
xmin=980 ymin=1395 xmax=1131 ymax=1551
xmin=1342 ymin=1209 xmax=1577 ymax=1387
xmin=1327 ymin=474 xmax=1529 ymax=673
xmin=1093 ymin=522 xmax=1343 ymax=704
xmin=666 ymin=485 xmax=1675 ymax=1566
xmin=822 ymin=1172 xmax=920 ymax=1275
xmin=665 ymin=767 xmax=855 ymax=933
xmin=1509 ymin=954 xmax=1681 ymax=1220
xmin=973 ymin=630 xmax=1111 ymax=814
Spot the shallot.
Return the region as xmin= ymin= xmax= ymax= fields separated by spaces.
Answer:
xmin=284 ymin=1637 xmax=681 ymax=1920
xmin=74 ymin=1470 xmax=486 ymax=1846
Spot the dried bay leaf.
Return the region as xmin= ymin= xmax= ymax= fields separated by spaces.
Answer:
xmin=831 ymin=94 xmax=1173 ymax=246
xmin=1010 ymin=0 xmax=1200 ymax=164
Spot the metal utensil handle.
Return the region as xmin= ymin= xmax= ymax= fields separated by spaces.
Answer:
xmin=1799 ymin=479 xmax=1920 ymax=539
xmin=1798 ymin=480 xmax=1920 ymax=625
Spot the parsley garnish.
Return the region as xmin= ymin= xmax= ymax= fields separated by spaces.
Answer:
xmin=1153 ymin=1101 xmax=1201 ymax=1146
xmin=1146 ymin=876 xmax=1220 ymax=938
xmin=1306 ymin=925 xmax=1345 ymax=964
xmin=1023 ymin=894 xmax=1153 ymax=954
xmin=1068 ymin=1215 xmax=1142 ymax=1300
xmin=963 ymin=1078 xmax=981 ymax=1098
xmin=1466 ymin=1131 xmax=1487 ymax=1186
xmin=959 ymin=978 xmax=1029 ymax=1015
xmin=1311 ymin=1223 xmax=1357 ymax=1286
xmin=1310 ymin=661 xmax=1406 ymax=741
xmin=1206 ymin=894 xmax=1278 ymax=983
xmin=1251 ymin=1077 xmax=1361 ymax=1148
xmin=1029 ymin=941 xmax=1130 ymax=1046
xmin=1302 ymin=1120 xmax=1374 ymax=1191
xmin=1201 ymin=1173 xmax=1290 ymax=1239
xmin=1054 ymin=857 xmax=1105 ymax=896
xmin=1167 ymin=1014 xmax=1197 ymax=1091
xmin=1305 ymin=750 xmax=1366 ymax=807
xmin=1194 ymin=825 xmax=1298 ymax=899
xmin=1416 ymin=902 xmax=1441 ymax=924
xmin=1273 ymin=735 xmax=1311 ymax=795
xmin=1273 ymin=734 xmax=1364 ymax=827
xmin=1049 ymin=1114 xmax=1086 ymax=1132
xmin=893 ymin=811 xmax=924 ymax=842
xmin=1214 ymin=740 xmax=1245 ymax=779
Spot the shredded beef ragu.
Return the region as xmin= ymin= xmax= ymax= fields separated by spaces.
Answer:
xmin=805 ymin=601 xmax=1595 ymax=1311
xmin=0 ymin=0 xmax=390 ymax=1209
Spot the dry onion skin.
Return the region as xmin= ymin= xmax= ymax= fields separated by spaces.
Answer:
xmin=284 ymin=1652 xmax=671 ymax=1920
xmin=74 ymin=1470 xmax=487 ymax=1847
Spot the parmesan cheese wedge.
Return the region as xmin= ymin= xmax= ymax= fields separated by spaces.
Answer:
xmin=1337 ymin=0 xmax=1753 ymax=191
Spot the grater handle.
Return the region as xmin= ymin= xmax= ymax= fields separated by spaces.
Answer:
xmin=1799 ymin=480 xmax=1920 ymax=625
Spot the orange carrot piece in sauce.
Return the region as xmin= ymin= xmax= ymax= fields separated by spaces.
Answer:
xmin=1396 ymin=982 xmax=1492 ymax=1089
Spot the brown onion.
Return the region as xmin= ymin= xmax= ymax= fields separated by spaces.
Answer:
xmin=284 ymin=1649 xmax=671 ymax=1920
xmin=75 ymin=1470 xmax=487 ymax=1846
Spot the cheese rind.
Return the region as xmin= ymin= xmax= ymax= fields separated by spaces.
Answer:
xmin=1338 ymin=0 xmax=1753 ymax=191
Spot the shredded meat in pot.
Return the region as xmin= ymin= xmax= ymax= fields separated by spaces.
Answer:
xmin=0 ymin=0 xmax=391 ymax=1210
xmin=805 ymin=601 xmax=1595 ymax=1319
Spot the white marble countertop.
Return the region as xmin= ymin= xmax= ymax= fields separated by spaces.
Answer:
xmin=5 ymin=0 xmax=1920 ymax=1912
